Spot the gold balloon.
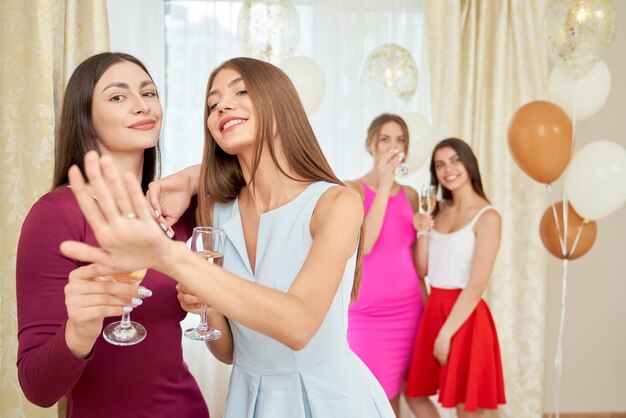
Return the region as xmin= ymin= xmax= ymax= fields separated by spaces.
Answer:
xmin=543 ymin=0 xmax=617 ymax=76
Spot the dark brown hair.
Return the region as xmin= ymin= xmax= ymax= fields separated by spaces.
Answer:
xmin=365 ymin=113 xmax=410 ymax=155
xmin=52 ymin=52 xmax=160 ymax=191
xmin=430 ymin=137 xmax=489 ymax=216
xmin=198 ymin=57 xmax=363 ymax=300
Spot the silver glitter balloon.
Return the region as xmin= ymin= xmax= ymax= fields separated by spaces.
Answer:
xmin=543 ymin=0 xmax=617 ymax=76
xmin=359 ymin=43 xmax=419 ymax=100
xmin=237 ymin=0 xmax=300 ymax=64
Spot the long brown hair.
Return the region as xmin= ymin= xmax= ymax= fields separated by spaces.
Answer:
xmin=197 ymin=57 xmax=363 ymax=300
xmin=430 ymin=137 xmax=489 ymax=216
xmin=52 ymin=52 xmax=160 ymax=191
xmin=365 ymin=113 xmax=410 ymax=155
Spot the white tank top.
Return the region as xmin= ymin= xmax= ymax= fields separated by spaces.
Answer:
xmin=427 ymin=205 xmax=496 ymax=289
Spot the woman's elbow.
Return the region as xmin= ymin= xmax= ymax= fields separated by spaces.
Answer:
xmin=284 ymin=323 xmax=319 ymax=351
xmin=208 ymin=345 xmax=234 ymax=365
xmin=466 ymin=281 xmax=488 ymax=298
xmin=286 ymin=334 xmax=312 ymax=351
xmin=18 ymin=377 xmax=60 ymax=408
xmin=218 ymin=355 xmax=233 ymax=365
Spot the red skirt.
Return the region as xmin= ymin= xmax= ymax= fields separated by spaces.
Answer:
xmin=404 ymin=287 xmax=506 ymax=411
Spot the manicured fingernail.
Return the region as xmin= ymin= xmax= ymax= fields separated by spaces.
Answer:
xmin=131 ymin=297 xmax=143 ymax=306
xmin=166 ymin=230 xmax=174 ymax=239
xmin=160 ymin=222 xmax=167 ymax=232
xmin=138 ymin=288 xmax=153 ymax=297
xmin=154 ymin=209 xmax=160 ymax=218
xmin=123 ymin=306 xmax=133 ymax=312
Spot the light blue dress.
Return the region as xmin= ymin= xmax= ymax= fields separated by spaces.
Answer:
xmin=213 ymin=181 xmax=394 ymax=418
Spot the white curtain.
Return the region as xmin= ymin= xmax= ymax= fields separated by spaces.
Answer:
xmin=108 ymin=1 xmax=429 ymax=416
xmin=161 ymin=0 xmax=430 ymax=182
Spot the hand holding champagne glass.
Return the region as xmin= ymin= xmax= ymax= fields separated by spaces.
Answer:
xmin=392 ymin=148 xmax=410 ymax=179
xmin=103 ymin=268 xmax=148 ymax=346
xmin=417 ymin=185 xmax=437 ymax=236
xmin=184 ymin=227 xmax=225 ymax=341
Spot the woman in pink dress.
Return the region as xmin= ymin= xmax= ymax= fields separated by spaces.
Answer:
xmin=346 ymin=114 xmax=427 ymax=416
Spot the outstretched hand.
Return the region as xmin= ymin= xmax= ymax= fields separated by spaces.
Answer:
xmin=60 ymin=151 xmax=176 ymax=274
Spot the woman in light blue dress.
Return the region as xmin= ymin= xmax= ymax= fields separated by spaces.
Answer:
xmin=60 ymin=57 xmax=394 ymax=418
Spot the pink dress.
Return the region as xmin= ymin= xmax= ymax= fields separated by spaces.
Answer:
xmin=348 ymin=181 xmax=424 ymax=399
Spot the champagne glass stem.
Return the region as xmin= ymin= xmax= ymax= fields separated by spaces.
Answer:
xmin=198 ymin=304 xmax=209 ymax=331
xmin=119 ymin=312 xmax=132 ymax=330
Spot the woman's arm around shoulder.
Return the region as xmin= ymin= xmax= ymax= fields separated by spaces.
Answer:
xmin=148 ymin=164 xmax=201 ymax=235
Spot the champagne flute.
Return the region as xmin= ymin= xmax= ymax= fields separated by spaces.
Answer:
xmin=184 ymin=226 xmax=225 ymax=341
xmin=392 ymin=148 xmax=410 ymax=179
xmin=103 ymin=268 xmax=148 ymax=346
xmin=417 ymin=185 xmax=437 ymax=236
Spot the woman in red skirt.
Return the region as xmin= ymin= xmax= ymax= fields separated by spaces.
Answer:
xmin=405 ymin=138 xmax=506 ymax=417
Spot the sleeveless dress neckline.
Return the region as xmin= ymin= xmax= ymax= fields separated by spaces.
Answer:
xmin=431 ymin=204 xmax=494 ymax=236
xmin=359 ymin=180 xmax=404 ymax=198
xmin=234 ymin=182 xmax=317 ymax=219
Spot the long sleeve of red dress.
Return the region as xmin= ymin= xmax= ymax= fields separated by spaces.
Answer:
xmin=16 ymin=193 xmax=90 ymax=406
xmin=16 ymin=188 xmax=209 ymax=417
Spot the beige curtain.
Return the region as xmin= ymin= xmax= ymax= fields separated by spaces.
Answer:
xmin=424 ymin=1 xmax=549 ymax=417
xmin=0 ymin=1 xmax=108 ymax=416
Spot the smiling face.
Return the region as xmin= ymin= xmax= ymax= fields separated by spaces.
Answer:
xmin=433 ymin=146 xmax=469 ymax=192
xmin=91 ymin=61 xmax=162 ymax=156
xmin=429 ymin=138 xmax=488 ymax=203
xmin=206 ymin=67 xmax=257 ymax=155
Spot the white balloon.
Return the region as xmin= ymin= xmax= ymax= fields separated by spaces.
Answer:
xmin=565 ymin=140 xmax=626 ymax=220
xmin=399 ymin=112 xmax=434 ymax=173
xmin=548 ymin=60 xmax=611 ymax=121
xmin=280 ymin=56 xmax=325 ymax=115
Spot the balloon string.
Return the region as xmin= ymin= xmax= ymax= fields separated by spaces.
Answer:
xmin=547 ymin=184 xmax=566 ymax=254
xmin=567 ymin=221 xmax=585 ymax=258
xmin=571 ymin=89 xmax=577 ymax=155
xmin=563 ymin=97 xmax=577 ymax=259
xmin=563 ymin=198 xmax=569 ymax=258
xmin=551 ymin=258 xmax=568 ymax=418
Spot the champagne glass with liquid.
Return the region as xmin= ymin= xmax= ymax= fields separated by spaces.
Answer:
xmin=417 ymin=185 xmax=437 ymax=236
xmin=103 ymin=268 xmax=148 ymax=346
xmin=184 ymin=226 xmax=225 ymax=341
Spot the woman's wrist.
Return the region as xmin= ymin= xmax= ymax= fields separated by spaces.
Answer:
xmin=184 ymin=164 xmax=201 ymax=195
xmin=154 ymin=239 xmax=189 ymax=278
xmin=65 ymin=320 xmax=97 ymax=359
